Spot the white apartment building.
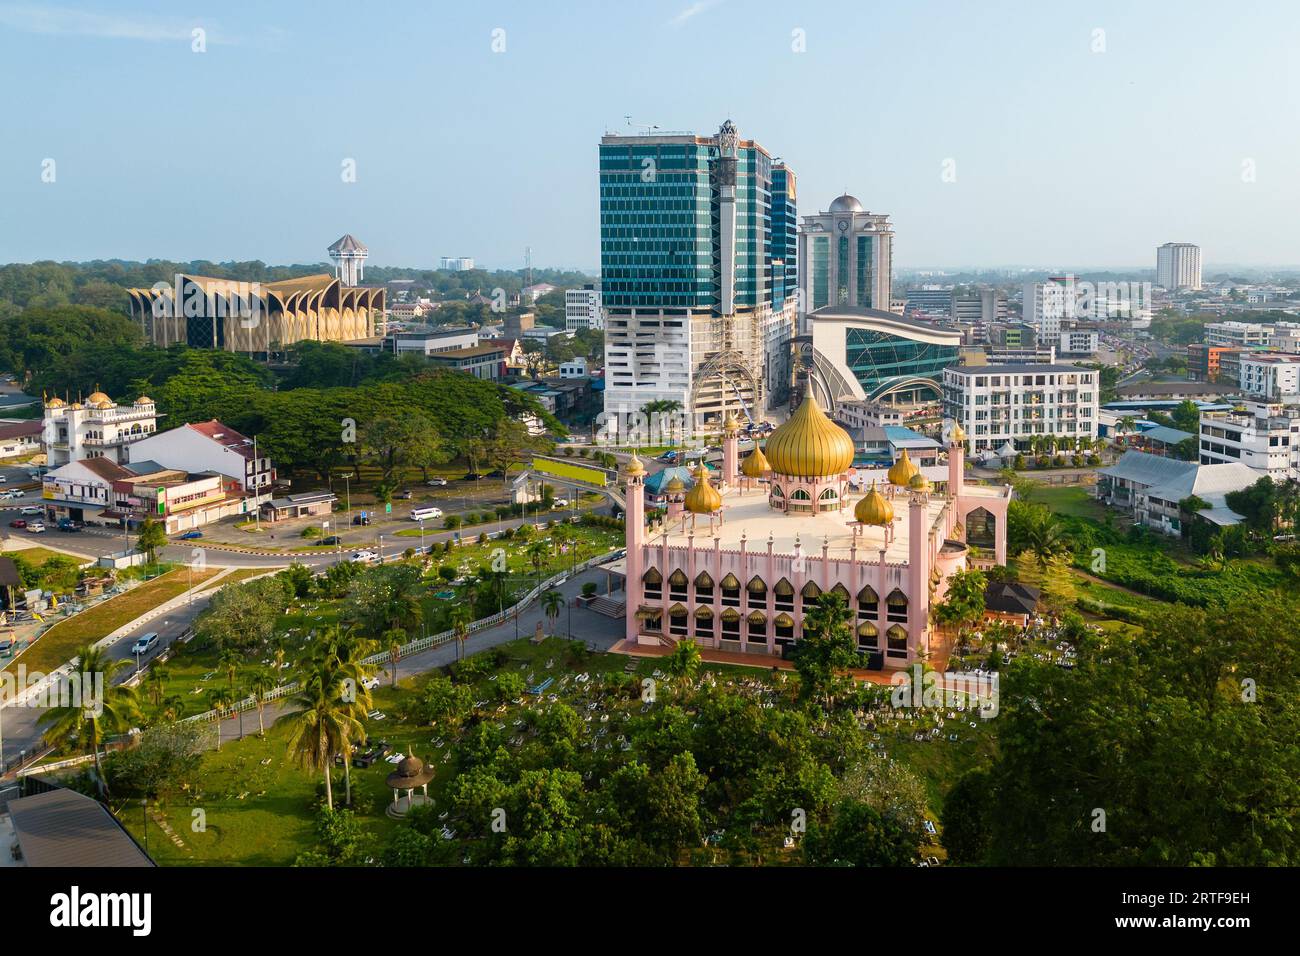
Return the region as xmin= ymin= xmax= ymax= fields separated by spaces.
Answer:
xmin=43 ymin=392 xmax=159 ymax=467
xmin=1267 ymin=322 xmax=1300 ymax=354
xmin=1239 ymin=354 xmax=1300 ymax=400
xmin=564 ymin=285 xmax=603 ymax=331
xmin=439 ymin=257 xmax=475 ymax=271
xmin=942 ymin=363 xmax=1099 ymax=454
xmin=1022 ymin=278 xmax=1080 ymax=340
xmin=387 ymin=327 xmax=478 ymax=355
xmin=1156 ymin=242 xmax=1202 ymax=290
xmin=1204 ymin=321 xmax=1272 ymax=348
xmin=1199 ymin=402 xmax=1300 ymax=480
xmin=1059 ymin=330 xmax=1100 ymax=355
xmin=558 ymin=357 xmax=588 ymax=379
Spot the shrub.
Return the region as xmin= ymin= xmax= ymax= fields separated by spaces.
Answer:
xmin=443 ymin=515 xmax=461 ymax=529
xmin=563 ymin=447 xmax=575 ymax=457
xmin=301 ymin=526 xmax=322 ymax=539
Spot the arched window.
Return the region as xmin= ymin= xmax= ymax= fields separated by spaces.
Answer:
xmin=668 ymin=603 xmax=689 ymax=636
xmin=668 ymin=569 xmax=688 ymax=600
xmin=720 ymin=573 xmax=741 ymax=607
xmin=801 ymin=580 xmax=822 ymax=601
xmin=886 ymin=624 xmax=908 ymax=656
xmin=746 ymin=610 xmax=767 ymax=642
xmin=642 ymin=567 xmax=662 ymax=600
xmin=694 ymin=570 xmax=714 ymax=600
xmin=830 ymin=583 xmax=851 ymax=605
xmin=857 ymin=620 xmax=879 ymax=649
xmin=857 ymin=585 xmax=879 ymax=615
xmin=693 ymin=605 xmax=714 ymax=640
xmin=773 ymin=578 xmax=795 ymax=611
xmin=818 ymin=487 xmax=838 ymax=501
xmin=720 ymin=606 xmax=741 ymax=637
xmin=746 ymin=576 xmax=767 ymax=608
xmin=774 ymin=612 xmax=795 ymax=645
xmin=790 ymin=489 xmax=811 ymax=500
xmin=886 ymin=588 xmax=908 ymax=623
xmin=771 ymin=485 xmax=784 ymax=498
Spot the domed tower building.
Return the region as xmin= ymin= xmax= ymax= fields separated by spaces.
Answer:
xmin=621 ymin=395 xmax=1012 ymax=670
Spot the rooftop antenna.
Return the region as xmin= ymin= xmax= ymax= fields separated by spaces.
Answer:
xmin=624 ymin=115 xmax=661 ymax=133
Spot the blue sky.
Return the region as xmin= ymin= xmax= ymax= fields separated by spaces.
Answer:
xmin=2 ymin=0 xmax=1297 ymax=270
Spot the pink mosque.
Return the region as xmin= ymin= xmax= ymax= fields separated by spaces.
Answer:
xmin=620 ymin=387 xmax=1010 ymax=669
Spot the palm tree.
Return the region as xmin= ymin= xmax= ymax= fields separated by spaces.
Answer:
xmin=385 ymin=628 xmax=405 ymax=688
xmin=311 ymin=628 xmax=376 ymax=806
xmin=161 ymin=695 xmax=186 ymax=722
xmin=37 ymin=643 xmax=139 ymax=795
xmin=275 ymin=660 xmax=365 ymax=812
xmin=665 ymin=637 xmax=701 ymax=690
xmin=527 ymin=541 xmax=549 ymax=585
xmin=206 ymin=688 xmax=234 ymax=751
xmin=1022 ymin=509 xmax=1068 ymax=563
xmin=450 ymin=605 xmax=472 ymax=661
xmin=218 ymin=649 xmax=240 ymax=691
xmin=247 ymin=668 xmax=278 ymax=738
xmin=541 ymin=589 xmax=565 ymax=635
xmin=145 ymin=665 xmax=169 ymax=708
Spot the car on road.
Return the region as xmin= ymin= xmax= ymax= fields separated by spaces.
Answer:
xmin=19 ymin=506 xmax=42 ymax=516
xmin=398 ymin=490 xmax=413 ymax=500
xmin=178 ymin=530 xmax=203 ymax=540
xmin=318 ymin=535 xmax=341 ymax=546
xmin=26 ymin=521 xmax=45 ymax=533
xmin=0 ymin=489 xmax=22 ymax=500
xmin=552 ymin=498 xmax=570 ymax=509
xmin=8 ymin=519 xmax=25 ymax=529
xmin=657 ymin=451 xmax=679 ymax=462
xmin=427 ymin=477 xmax=448 ymax=486
xmin=56 ymin=518 xmax=83 ymax=532
xmin=351 ymin=514 xmax=370 ymax=526
xmin=131 ymin=632 xmax=160 ymax=656
xmin=463 ymin=472 xmax=486 ymax=481
xmin=350 ymin=549 xmax=378 ymax=563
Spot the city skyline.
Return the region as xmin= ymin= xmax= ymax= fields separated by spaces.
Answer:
xmin=3 ymin=0 xmax=1299 ymax=269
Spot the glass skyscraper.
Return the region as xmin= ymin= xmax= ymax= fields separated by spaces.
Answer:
xmin=599 ymin=121 xmax=797 ymax=435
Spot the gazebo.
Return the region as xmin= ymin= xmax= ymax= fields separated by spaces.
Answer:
xmin=385 ymin=750 xmax=435 ymax=818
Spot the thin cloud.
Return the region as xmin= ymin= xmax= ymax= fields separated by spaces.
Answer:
xmin=0 ymin=3 xmax=237 ymax=44
xmin=669 ymin=0 xmax=725 ymax=28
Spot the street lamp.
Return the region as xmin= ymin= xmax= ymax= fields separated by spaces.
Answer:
xmin=418 ymin=518 xmax=425 ymax=555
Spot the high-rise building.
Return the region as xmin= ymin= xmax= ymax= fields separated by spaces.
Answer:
xmin=1023 ymin=277 xmax=1082 ymax=340
xmin=770 ymin=163 xmax=798 ymax=310
xmin=798 ymin=195 xmax=893 ymax=313
xmin=599 ymin=120 xmax=797 ymax=435
xmin=1156 ymin=242 xmax=1202 ymax=291
xmin=942 ymin=363 xmax=1099 ymax=454
xmin=439 ymin=257 xmax=475 ymax=271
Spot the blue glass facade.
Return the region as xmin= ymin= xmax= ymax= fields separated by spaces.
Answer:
xmin=770 ymin=164 xmax=797 ymax=305
xmin=843 ymin=327 xmax=959 ymax=400
xmin=599 ymin=128 xmax=791 ymax=312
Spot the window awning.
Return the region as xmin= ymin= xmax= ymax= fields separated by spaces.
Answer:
xmin=634 ymin=606 xmax=662 ymax=620
xmin=747 ymin=610 xmax=767 ymax=625
xmin=721 ymin=607 xmax=741 ymax=622
xmin=694 ymin=605 xmax=714 ymax=620
xmin=774 ymin=612 xmax=794 ymax=628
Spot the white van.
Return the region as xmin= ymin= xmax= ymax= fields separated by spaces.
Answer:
xmin=131 ymin=632 xmax=160 ymax=655
xmin=410 ymin=507 xmax=443 ymax=521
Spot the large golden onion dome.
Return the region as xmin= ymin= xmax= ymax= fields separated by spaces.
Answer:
xmin=854 ymin=481 xmax=894 ymax=526
xmin=623 ymin=453 xmax=647 ymax=478
xmin=87 ymin=391 xmax=111 ymax=404
xmin=887 ymin=449 xmax=920 ymax=486
xmin=740 ymin=443 xmax=770 ymax=478
xmin=684 ymin=464 xmax=722 ymax=514
xmin=764 ymin=385 xmax=855 ymax=478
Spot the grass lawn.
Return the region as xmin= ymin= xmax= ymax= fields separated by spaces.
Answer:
xmin=4 ymin=567 xmax=221 ymax=676
xmin=1023 ymin=484 xmax=1110 ymax=519
xmin=2 ymin=547 xmax=84 ymax=567
xmin=119 ymin=632 xmax=995 ymax=866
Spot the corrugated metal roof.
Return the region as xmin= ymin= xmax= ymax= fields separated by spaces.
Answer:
xmin=8 ymin=787 xmax=153 ymax=867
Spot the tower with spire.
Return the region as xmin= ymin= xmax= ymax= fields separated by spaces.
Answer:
xmin=328 ymin=234 xmax=368 ymax=287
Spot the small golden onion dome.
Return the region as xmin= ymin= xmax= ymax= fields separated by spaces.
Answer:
xmin=908 ymin=470 xmax=931 ymax=494
xmin=684 ymin=464 xmax=722 ymax=514
xmin=623 ymin=454 xmax=647 ymax=478
xmin=764 ymin=385 xmax=855 ymax=478
xmin=87 ymin=391 xmax=111 ymax=404
xmin=740 ymin=443 xmax=770 ymax=478
xmin=45 ymin=397 xmax=66 ymax=408
xmin=664 ymin=476 xmax=685 ymax=495
xmin=722 ymin=411 xmax=740 ymax=436
xmin=854 ymin=481 xmax=894 ymax=526
xmin=951 ymin=422 xmax=967 ymax=444
xmin=68 ymin=402 xmax=83 ymax=410
xmin=887 ymin=449 xmax=920 ymax=486
xmin=134 ymin=396 xmax=154 ymax=405
xmin=94 ymin=400 xmax=114 ymax=410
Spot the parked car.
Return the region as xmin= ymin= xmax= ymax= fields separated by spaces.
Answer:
xmin=398 ymin=490 xmax=413 ymax=500
xmin=426 ymin=477 xmax=448 ymax=487
xmin=318 ymin=535 xmax=341 ymax=546
xmin=178 ymin=530 xmax=203 ymax=540
xmin=0 ymin=489 xmax=22 ymax=500
xmin=0 ymin=639 xmax=14 ymax=657
xmin=26 ymin=521 xmax=45 ymax=533
xmin=8 ymin=519 xmax=25 ymax=529
xmin=462 ymin=472 xmax=486 ymax=481
xmin=19 ymin=506 xmax=42 ymax=515
xmin=552 ymin=498 xmax=570 ymax=509
xmin=131 ymin=632 xmax=160 ymax=656
xmin=351 ymin=514 xmax=370 ymax=526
